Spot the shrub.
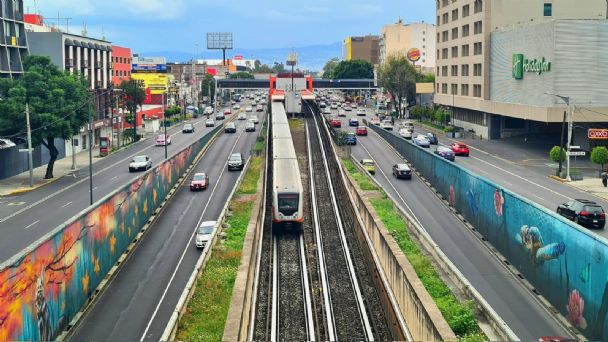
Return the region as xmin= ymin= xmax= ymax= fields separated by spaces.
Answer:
xmin=549 ymin=146 xmax=566 ymax=163
xmin=591 ymin=146 xmax=608 ymax=171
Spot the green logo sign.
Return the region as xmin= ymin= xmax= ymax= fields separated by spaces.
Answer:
xmin=512 ymin=54 xmax=523 ymax=79
xmin=512 ymin=54 xmax=551 ymax=79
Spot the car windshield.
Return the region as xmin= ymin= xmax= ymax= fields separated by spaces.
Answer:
xmin=133 ymin=156 xmax=146 ymax=162
xmin=230 ymin=154 xmax=241 ymax=161
xmin=184 ymin=124 xmax=192 ymax=128
xmin=157 ymin=135 xmax=166 ymax=139
xmin=197 ymin=224 xmax=214 ymax=234
xmin=193 ymin=174 xmax=206 ymax=181
xmin=396 ymin=164 xmax=408 ymax=170
xmin=362 ymin=161 xmax=373 ymax=166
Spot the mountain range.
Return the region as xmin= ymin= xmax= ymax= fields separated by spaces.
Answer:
xmin=141 ymin=41 xmax=342 ymax=72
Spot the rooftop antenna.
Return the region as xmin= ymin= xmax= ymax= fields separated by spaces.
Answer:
xmin=82 ymin=21 xmax=88 ymax=37
xmin=101 ymin=25 xmax=106 ymax=41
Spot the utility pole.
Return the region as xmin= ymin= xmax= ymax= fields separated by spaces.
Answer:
xmin=164 ymin=93 xmax=168 ymax=159
xmin=557 ymin=110 xmax=567 ymax=176
xmin=116 ymin=91 xmax=120 ymax=149
xmin=88 ymin=99 xmax=94 ymax=205
xmin=25 ymin=103 xmax=34 ymax=188
xmin=566 ymin=101 xmax=573 ymax=181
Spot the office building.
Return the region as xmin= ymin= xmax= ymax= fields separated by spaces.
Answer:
xmin=0 ymin=0 xmax=27 ymax=78
xmin=379 ymin=19 xmax=435 ymax=70
xmin=343 ymin=35 xmax=380 ymax=64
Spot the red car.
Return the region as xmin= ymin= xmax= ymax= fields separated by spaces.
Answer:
xmin=356 ymin=126 xmax=368 ymax=136
xmin=330 ymin=119 xmax=341 ymax=128
xmin=190 ymin=172 xmax=209 ymax=191
xmin=223 ymin=108 xmax=232 ymax=115
xmin=450 ymin=142 xmax=470 ymax=156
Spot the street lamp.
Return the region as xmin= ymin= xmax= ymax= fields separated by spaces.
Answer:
xmin=163 ymin=92 xmax=168 ymax=159
xmin=545 ymin=92 xmax=573 ymax=181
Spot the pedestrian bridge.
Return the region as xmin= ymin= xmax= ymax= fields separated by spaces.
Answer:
xmin=217 ymin=78 xmax=378 ymax=90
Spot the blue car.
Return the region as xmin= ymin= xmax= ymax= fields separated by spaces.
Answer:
xmin=434 ymin=146 xmax=455 ymax=161
xmin=344 ymin=132 xmax=357 ymax=145
xmin=413 ymin=135 xmax=431 ymax=147
xmin=426 ymin=132 xmax=438 ymax=145
xmin=349 ymin=118 xmax=359 ymax=127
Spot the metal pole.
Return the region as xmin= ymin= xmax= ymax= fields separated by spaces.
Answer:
xmin=557 ymin=110 xmax=567 ymax=176
xmin=116 ymin=91 xmax=120 ymax=149
xmin=25 ymin=103 xmax=34 ymax=187
xmin=566 ymin=103 xmax=573 ymax=181
xmin=88 ymin=99 xmax=93 ymax=205
xmin=164 ymin=93 xmax=168 ymax=159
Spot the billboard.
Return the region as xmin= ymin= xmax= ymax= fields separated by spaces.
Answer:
xmin=131 ymin=73 xmax=168 ymax=95
xmin=132 ymin=64 xmax=167 ymax=73
xmin=416 ymin=83 xmax=435 ymax=94
xmin=589 ymin=129 xmax=608 ymax=140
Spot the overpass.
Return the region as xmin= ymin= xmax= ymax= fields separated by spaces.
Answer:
xmin=217 ymin=78 xmax=378 ymax=90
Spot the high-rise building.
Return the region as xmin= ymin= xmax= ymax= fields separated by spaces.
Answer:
xmin=435 ymin=0 xmax=608 ymax=145
xmin=112 ymin=45 xmax=132 ymax=86
xmin=0 ymin=0 xmax=27 ymax=78
xmin=379 ymin=19 xmax=435 ymax=70
xmin=343 ymin=35 xmax=380 ymax=65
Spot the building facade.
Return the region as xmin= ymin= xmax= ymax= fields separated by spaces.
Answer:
xmin=343 ymin=35 xmax=380 ymax=64
xmin=112 ymin=45 xmax=131 ymax=86
xmin=379 ymin=19 xmax=435 ymax=70
xmin=434 ymin=0 xmax=608 ymax=143
xmin=131 ymin=56 xmax=168 ymax=105
xmin=0 ymin=0 xmax=27 ymax=78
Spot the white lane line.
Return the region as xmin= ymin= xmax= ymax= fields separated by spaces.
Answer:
xmin=111 ymin=176 xmax=118 ymax=181
xmin=92 ymin=187 xmax=98 ymax=191
xmin=140 ymin=127 xmax=246 ymax=341
xmin=502 ymin=180 xmax=514 ymax=187
xmin=61 ymin=201 xmax=73 ymax=208
xmin=24 ymin=220 xmax=39 ymax=230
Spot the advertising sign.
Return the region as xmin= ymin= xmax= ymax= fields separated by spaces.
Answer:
xmin=513 ymin=53 xmax=551 ymax=79
xmin=132 ymin=73 xmax=168 ymax=95
xmin=588 ymin=129 xmax=608 ymax=140
xmin=406 ymin=48 xmax=421 ymax=63
xmin=233 ymin=55 xmax=243 ymax=60
xmin=132 ymin=64 xmax=167 ymax=73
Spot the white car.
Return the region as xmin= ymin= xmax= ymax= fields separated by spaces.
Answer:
xmin=129 ymin=155 xmax=152 ymax=172
xmin=195 ymin=221 xmax=217 ymax=249
xmin=245 ymin=106 xmax=253 ymax=112
xmin=399 ymin=128 xmax=413 ymax=139
xmin=356 ymin=109 xmax=366 ymax=116
xmin=238 ymin=112 xmax=247 ymax=120
xmin=250 ymin=116 xmax=259 ymax=124
xmin=330 ymin=103 xmax=338 ymax=109
xmin=155 ymin=134 xmax=171 ymax=146
xmin=233 ymin=104 xmax=241 ymax=110
xmin=204 ymin=106 xmax=214 ymax=114
xmin=323 ymin=108 xmax=332 ymax=114
xmin=260 ymin=99 xmax=267 ymax=105
xmin=338 ymin=109 xmax=347 ymax=117
xmin=413 ymin=134 xmax=431 ymax=147
xmin=352 ymin=103 xmax=358 ymax=109
xmin=380 ymin=120 xmax=394 ymax=130
xmin=205 ymin=119 xmax=215 ymax=127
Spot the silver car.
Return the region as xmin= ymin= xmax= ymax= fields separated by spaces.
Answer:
xmin=205 ymin=119 xmax=215 ymax=127
xmin=129 ymin=155 xmax=152 ymax=172
xmin=195 ymin=221 xmax=217 ymax=249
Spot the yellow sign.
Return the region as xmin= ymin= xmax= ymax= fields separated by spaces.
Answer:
xmin=131 ymin=73 xmax=168 ymax=95
xmin=416 ymin=82 xmax=435 ymax=94
xmin=11 ymin=36 xmax=16 ymax=46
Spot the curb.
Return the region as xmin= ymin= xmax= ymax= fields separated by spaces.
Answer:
xmin=4 ymin=175 xmax=63 ymax=197
xmin=548 ymin=175 xmax=569 ymax=183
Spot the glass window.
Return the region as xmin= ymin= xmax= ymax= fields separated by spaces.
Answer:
xmin=544 ymin=3 xmax=552 ymax=16
xmin=462 ymin=44 xmax=469 ymax=57
xmin=463 ymin=4 xmax=470 ymax=17
xmin=462 ymin=24 xmax=469 ymax=37
xmin=452 ymin=27 xmax=458 ymax=39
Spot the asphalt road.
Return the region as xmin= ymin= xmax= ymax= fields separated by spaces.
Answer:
xmin=327 ymin=106 xmax=571 ymax=340
xmin=68 ymin=105 xmax=265 ymax=341
xmin=0 ymin=106 xmax=252 ymax=263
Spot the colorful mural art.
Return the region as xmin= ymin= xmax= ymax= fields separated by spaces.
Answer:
xmin=0 ymin=127 xmax=220 ymax=341
xmin=370 ymin=124 xmax=608 ymax=340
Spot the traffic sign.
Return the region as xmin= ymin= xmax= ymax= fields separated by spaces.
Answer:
xmin=567 ymin=151 xmax=586 ymax=156
xmin=18 ymin=148 xmax=31 ymax=153
xmin=569 ymin=146 xmax=581 ymax=149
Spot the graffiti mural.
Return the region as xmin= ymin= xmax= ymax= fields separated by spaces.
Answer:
xmin=0 ymin=127 xmax=219 ymax=341
xmin=371 ymin=125 xmax=608 ymax=340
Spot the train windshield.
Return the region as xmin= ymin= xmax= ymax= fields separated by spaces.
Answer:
xmin=278 ymin=193 xmax=299 ymax=215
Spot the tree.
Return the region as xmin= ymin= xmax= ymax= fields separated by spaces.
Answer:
xmin=378 ymin=54 xmax=418 ymax=119
xmin=333 ymin=60 xmax=374 ymax=79
xmin=550 ymin=146 xmax=566 ymax=163
xmin=322 ymin=57 xmax=340 ymax=79
xmin=0 ymin=56 xmax=90 ymax=179
xmin=200 ymin=74 xmax=216 ymax=102
xmin=591 ymin=146 xmax=608 ymax=172
xmin=229 ymin=71 xmax=254 ymax=79
xmin=119 ymin=79 xmax=145 ymax=143
xmin=419 ymin=73 xmax=435 ymax=83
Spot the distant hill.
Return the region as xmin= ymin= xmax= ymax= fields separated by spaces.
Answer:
xmin=141 ymin=41 xmax=342 ymax=72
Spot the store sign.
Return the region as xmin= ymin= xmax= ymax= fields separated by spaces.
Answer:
xmin=407 ymin=48 xmax=421 ymax=62
xmin=512 ymin=54 xmax=551 ymax=79
xmin=588 ymin=128 xmax=608 ymax=140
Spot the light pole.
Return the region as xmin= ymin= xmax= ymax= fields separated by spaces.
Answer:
xmin=546 ymin=92 xmax=573 ymax=181
xmin=163 ymin=93 xmax=168 ymax=159
xmin=25 ymin=103 xmax=34 ymax=187
xmin=88 ymin=98 xmax=94 ymax=205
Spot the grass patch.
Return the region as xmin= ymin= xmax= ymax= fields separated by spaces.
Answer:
xmin=419 ymin=120 xmax=446 ymax=131
xmin=288 ymin=118 xmax=304 ymax=132
xmin=343 ymin=158 xmax=481 ymax=339
xmin=254 ymin=122 xmax=268 ymax=153
xmin=342 ymin=158 xmax=378 ymax=191
xmin=176 ymin=156 xmax=262 ymax=341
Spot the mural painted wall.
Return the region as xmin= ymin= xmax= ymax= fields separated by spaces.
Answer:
xmin=0 ymin=127 xmax=220 ymax=341
xmin=371 ymin=124 xmax=608 ymax=340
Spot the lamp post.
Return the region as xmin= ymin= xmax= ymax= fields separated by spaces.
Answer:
xmin=546 ymin=92 xmax=573 ymax=181
xmin=163 ymin=92 xmax=168 ymax=159
xmin=88 ymin=98 xmax=94 ymax=205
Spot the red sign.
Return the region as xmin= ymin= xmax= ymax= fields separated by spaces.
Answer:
xmin=589 ymin=129 xmax=608 ymax=140
xmin=145 ymin=88 xmax=152 ymax=103
xmin=207 ymin=68 xmax=217 ymax=76
xmin=407 ymin=48 xmax=421 ymax=62
xmin=234 ymin=55 xmax=243 ymax=60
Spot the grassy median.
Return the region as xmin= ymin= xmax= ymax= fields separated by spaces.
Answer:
xmin=341 ymin=158 xmax=484 ymax=340
xmin=176 ymin=155 xmax=263 ymax=341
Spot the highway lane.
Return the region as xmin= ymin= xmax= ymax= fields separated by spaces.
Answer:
xmin=69 ymin=109 xmax=265 ymax=341
xmin=327 ymin=109 xmax=572 ymax=339
xmin=0 ymin=102 xmax=258 ymax=263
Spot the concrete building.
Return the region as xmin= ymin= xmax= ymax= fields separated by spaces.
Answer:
xmin=379 ymin=19 xmax=435 ymax=70
xmin=112 ymin=45 xmax=131 ymax=86
xmin=0 ymin=0 xmax=27 ymax=78
xmin=343 ymin=35 xmax=380 ymax=64
xmin=434 ymin=0 xmax=608 ymax=146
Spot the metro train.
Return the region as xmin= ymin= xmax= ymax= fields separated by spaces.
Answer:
xmin=271 ymin=101 xmax=304 ymax=225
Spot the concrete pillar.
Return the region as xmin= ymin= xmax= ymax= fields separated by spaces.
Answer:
xmin=76 ymin=46 xmax=81 ymax=75
xmin=102 ymin=49 xmax=108 ymax=89
xmin=96 ymin=49 xmax=101 ymax=88
xmin=68 ymin=45 xmax=74 ymax=74
xmin=83 ymin=47 xmax=89 ymax=84
xmin=89 ymin=47 xmax=95 ymax=89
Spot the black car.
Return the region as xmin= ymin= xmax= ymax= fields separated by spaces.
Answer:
xmin=227 ymin=153 xmax=244 ymax=170
xmin=392 ymin=164 xmax=412 ymax=179
xmin=557 ymin=199 xmax=605 ymax=229
xmin=426 ymin=132 xmax=438 ymax=144
xmin=224 ymin=122 xmax=237 ymax=133
xmin=182 ymin=123 xmax=194 ymax=133
xmin=434 ymin=146 xmax=455 ymax=161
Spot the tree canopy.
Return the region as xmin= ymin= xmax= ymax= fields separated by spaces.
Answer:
xmin=200 ymin=74 xmax=216 ymax=102
xmin=0 ymin=55 xmax=91 ymax=178
xmin=229 ymin=71 xmax=254 ymax=79
xmin=322 ymin=58 xmax=340 ymax=79
xmin=332 ymin=60 xmax=374 ymax=79
xmin=378 ymin=54 xmax=418 ymax=118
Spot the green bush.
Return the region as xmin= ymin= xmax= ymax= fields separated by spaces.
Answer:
xmin=591 ymin=146 xmax=608 ymax=171
xmin=549 ymin=146 xmax=566 ymax=163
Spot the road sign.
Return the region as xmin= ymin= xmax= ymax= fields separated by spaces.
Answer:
xmin=567 ymin=151 xmax=586 ymax=156
xmin=569 ymin=146 xmax=581 ymax=149
xmin=18 ymin=148 xmax=31 ymax=153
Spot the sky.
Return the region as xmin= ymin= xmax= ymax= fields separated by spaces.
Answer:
xmin=26 ymin=0 xmax=435 ymax=57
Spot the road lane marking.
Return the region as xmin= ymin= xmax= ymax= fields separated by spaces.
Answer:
xmin=6 ymin=201 xmax=26 ymax=206
xmin=61 ymin=201 xmax=73 ymax=208
xmin=140 ymin=126 xmax=246 ymax=341
xmin=92 ymin=187 xmax=98 ymax=191
xmin=24 ymin=220 xmax=39 ymax=230
xmin=111 ymin=176 xmax=118 ymax=181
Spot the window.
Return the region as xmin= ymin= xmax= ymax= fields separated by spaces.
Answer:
xmin=463 ymin=4 xmax=470 ymax=17
xmin=442 ymin=66 xmax=448 ymax=76
xmin=474 ymin=21 xmax=482 ymax=34
xmin=437 ymin=15 xmax=440 ymax=25
xmin=473 ymin=63 xmax=482 ymax=76
xmin=451 ymin=65 xmax=458 ymax=76
xmin=452 ymin=46 xmax=458 ymax=58
xmin=442 ymin=30 xmax=449 ymax=42
xmin=442 ymin=83 xmax=448 ymax=94
xmin=462 ymin=44 xmax=469 ymax=56
xmin=544 ymin=3 xmax=552 ymax=16
xmin=442 ymin=48 xmax=448 ymax=59
xmin=462 ymin=24 xmax=469 ymax=37
xmin=451 ymin=84 xmax=458 ymax=95
xmin=452 ymin=9 xmax=459 ymax=21
xmin=452 ymin=27 xmax=458 ymax=39
xmin=474 ymin=42 xmax=482 ymax=55
xmin=473 ymin=84 xmax=482 ymax=97
xmin=461 ymin=84 xmax=469 ymax=96
xmin=462 ymin=64 xmax=469 ymax=76
xmin=437 ymin=32 xmax=440 ymax=42
xmin=474 ymin=0 xmax=483 ymax=13
xmin=437 ymin=49 xmax=440 ymax=59
xmin=442 ymin=0 xmax=449 ymax=7
xmin=442 ymin=13 xmax=449 ymax=24
xmin=437 ymin=66 xmax=440 ymax=75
